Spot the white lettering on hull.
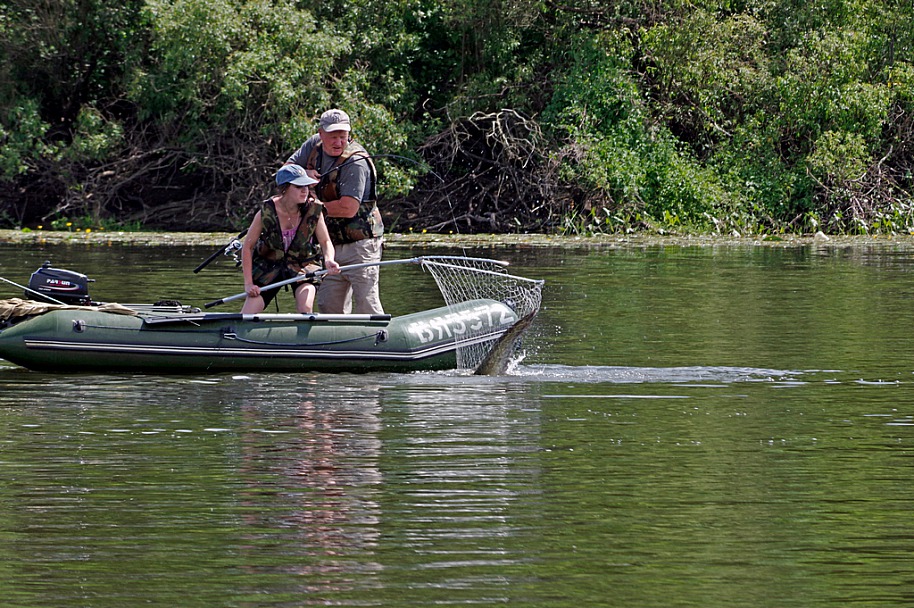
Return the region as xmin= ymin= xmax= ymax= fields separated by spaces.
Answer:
xmin=406 ymin=304 xmax=515 ymax=344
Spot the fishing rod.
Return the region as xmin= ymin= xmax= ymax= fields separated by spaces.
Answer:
xmin=203 ymin=255 xmax=510 ymax=309
xmin=204 ymin=257 xmax=427 ymax=309
xmin=192 ymin=229 xmax=247 ymax=274
xmin=0 ymin=275 xmax=67 ymax=305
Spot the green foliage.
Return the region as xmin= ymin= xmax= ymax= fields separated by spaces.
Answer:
xmin=325 ymin=67 xmax=419 ymax=197
xmin=63 ymin=107 xmax=125 ymax=162
xmin=0 ymin=0 xmax=913 ymax=234
xmin=808 ymin=130 xmax=869 ymax=185
xmin=776 ymin=29 xmax=891 ymax=148
xmin=545 ymin=31 xmax=729 ymax=233
xmin=131 ymin=0 xmax=338 ymax=142
xmin=0 ymin=0 xmax=145 ymax=123
xmin=641 ymin=9 xmax=770 ymax=151
xmin=713 ymin=110 xmax=812 ymax=228
xmin=296 ymin=0 xmax=549 ymax=120
xmin=700 ymin=8 xmax=907 ymax=232
xmin=0 ymin=100 xmax=55 ymax=180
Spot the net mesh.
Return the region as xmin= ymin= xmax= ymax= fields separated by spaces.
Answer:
xmin=418 ymin=256 xmax=544 ymax=370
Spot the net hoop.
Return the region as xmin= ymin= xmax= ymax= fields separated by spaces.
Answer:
xmin=417 ymin=256 xmax=544 ymax=370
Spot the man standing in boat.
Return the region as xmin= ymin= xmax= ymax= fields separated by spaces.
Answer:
xmin=286 ymin=109 xmax=384 ymax=314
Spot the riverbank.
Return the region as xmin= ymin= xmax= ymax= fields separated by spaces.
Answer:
xmin=2 ymin=228 xmax=914 ymax=249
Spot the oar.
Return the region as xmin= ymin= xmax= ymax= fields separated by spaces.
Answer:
xmin=203 ymin=257 xmax=425 ymax=309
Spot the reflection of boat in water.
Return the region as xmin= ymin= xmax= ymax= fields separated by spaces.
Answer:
xmin=0 ymin=257 xmax=543 ymax=374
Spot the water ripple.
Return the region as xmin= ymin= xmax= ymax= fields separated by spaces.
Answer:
xmin=513 ymin=364 xmax=801 ymax=384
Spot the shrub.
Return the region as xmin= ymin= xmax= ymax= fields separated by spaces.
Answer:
xmin=544 ymin=31 xmax=729 ymax=232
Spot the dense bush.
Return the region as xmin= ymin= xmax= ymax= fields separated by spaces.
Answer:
xmin=0 ymin=0 xmax=911 ymax=234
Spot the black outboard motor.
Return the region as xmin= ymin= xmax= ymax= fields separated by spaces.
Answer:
xmin=27 ymin=262 xmax=93 ymax=305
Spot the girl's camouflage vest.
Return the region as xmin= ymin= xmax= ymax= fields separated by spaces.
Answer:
xmin=252 ymin=198 xmax=324 ymax=286
xmin=305 ymin=141 xmax=383 ymax=244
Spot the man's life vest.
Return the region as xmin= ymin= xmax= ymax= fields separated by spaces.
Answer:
xmin=306 ymin=140 xmax=383 ymax=244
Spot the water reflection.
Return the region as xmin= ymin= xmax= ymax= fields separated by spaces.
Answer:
xmin=235 ymin=383 xmax=384 ymax=596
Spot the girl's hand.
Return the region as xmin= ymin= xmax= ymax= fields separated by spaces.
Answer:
xmin=325 ymin=259 xmax=341 ymax=275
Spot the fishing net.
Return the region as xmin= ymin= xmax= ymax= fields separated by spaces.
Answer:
xmin=418 ymin=256 xmax=544 ymax=370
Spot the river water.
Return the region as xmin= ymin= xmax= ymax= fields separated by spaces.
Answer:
xmin=2 ymin=240 xmax=914 ymax=607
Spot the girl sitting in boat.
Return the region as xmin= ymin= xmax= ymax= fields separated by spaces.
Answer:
xmin=240 ymin=164 xmax=340 ymax=313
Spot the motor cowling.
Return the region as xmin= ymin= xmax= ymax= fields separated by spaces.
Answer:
xmin=27 ymin=262 xmax=93 ymax=305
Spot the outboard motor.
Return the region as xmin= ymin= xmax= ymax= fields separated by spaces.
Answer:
xmin=27 ymin=262 xmax=93 ymax=305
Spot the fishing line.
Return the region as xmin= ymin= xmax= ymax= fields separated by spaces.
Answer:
xmin=320 ymin=153 xmax=444 ymax=183
xmin=322 ymin=153 xmax=467 ymax=254
xmin=193 ymin=151 xmax=464 ymax=271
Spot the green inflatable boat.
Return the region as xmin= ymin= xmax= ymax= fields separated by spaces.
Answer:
xmin=0 ymin=256 xmax=544 ymax=374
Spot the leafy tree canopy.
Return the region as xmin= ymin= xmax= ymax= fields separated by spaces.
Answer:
xmin=0 ymin=0 xmax=912 ymax=235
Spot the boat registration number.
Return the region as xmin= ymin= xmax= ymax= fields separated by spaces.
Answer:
xmin=406 ymin=303 xmax=515 ymax=344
